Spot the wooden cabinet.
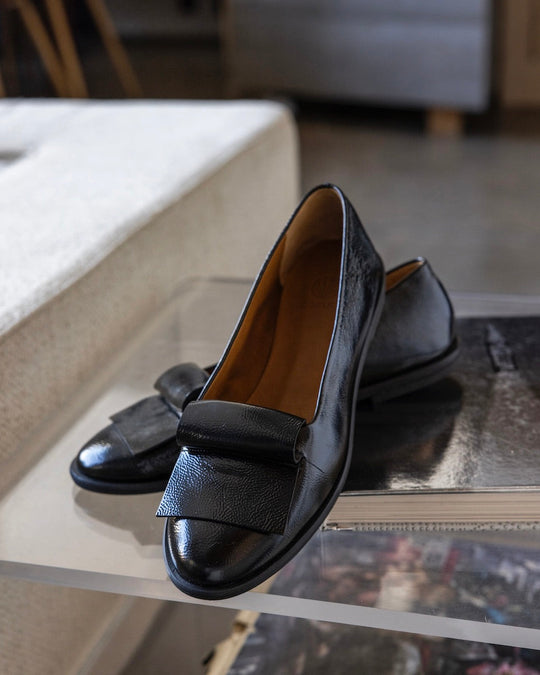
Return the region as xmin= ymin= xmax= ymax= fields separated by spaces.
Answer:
xmin=500 ymin=0 xmax=540 ymax=106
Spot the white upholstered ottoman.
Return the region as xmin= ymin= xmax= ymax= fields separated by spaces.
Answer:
xmin=0 ymin=100 xmax=298 ymax=675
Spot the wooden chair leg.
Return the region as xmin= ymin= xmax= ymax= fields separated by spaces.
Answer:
xmin=0 ymin=6 xmax=13 ymax=96
xmin=15 ymin=0 xmax=70 ymax=97
xmin=84 ymin=0 xmax=142 ymax=97
xmin=44 ymin=0 xmax=88 ymax=97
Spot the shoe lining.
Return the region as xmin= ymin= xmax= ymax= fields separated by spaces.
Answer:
xmin=385 ymin=260 xmax=423 ymax=291
xmin=203 ymin=188 xmax=343 ymax=422
xmin=245 ymin=240 xmax=341 ymax=420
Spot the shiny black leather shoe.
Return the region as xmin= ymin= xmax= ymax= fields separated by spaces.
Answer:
xmin=69 ymin=257 xmax=457 ymax=495
xmin=69 ymin=363 xmax=210 ymax=494
xmin=157 ymin=184 xmax=385 ymax=599
xmin=360 ymin=256 xmax=458 ymax=403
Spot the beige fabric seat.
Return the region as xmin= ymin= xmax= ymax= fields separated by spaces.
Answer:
xmin=0 ymin=99 xmax=298 ymax=675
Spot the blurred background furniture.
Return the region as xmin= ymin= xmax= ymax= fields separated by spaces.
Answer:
xmin=223 ymin=0 xmax=492 ymax=134
xmin=499 ymin=0 xmax=540 ymax=107
xmin=106 ymin=0 xmax=219 ymax=39
xmin=0 ymin=0 xmax=141 ymax=96
xmin=0 ymin=0 xmax=69 ymax=95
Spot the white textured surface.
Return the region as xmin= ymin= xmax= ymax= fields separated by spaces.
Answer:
xmin=0 ymin=99 xmax=285 ymax=335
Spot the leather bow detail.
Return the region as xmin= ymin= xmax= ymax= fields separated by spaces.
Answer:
xmin=108 ymin=363 xmax=209 ymax=456
xmin=156 ymin=401 xmax=306 ymax=535
xmin=154 ymin=362 xmax=209 ymax=411
xmin=176 ymin=400 xmax=305 ymax=465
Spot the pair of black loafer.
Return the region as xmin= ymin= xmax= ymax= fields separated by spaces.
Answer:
xmin=71 ymin=184 xmax=458 ymax=600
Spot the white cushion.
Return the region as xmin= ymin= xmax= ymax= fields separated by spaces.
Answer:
xmin=0 ymin=99 xmax=294 ymax=335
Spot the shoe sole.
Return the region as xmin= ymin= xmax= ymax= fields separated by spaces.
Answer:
xmin=69 ymin=459 xmax=170 ymax=494
xmin=162 ymin=274 xmax=387 ymax=600
xmin=356 ymin=338 xmax=460 ymax=405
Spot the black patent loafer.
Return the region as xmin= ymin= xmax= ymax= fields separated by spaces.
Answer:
xmin=69 ymin=363 xmax=209 ymax=493
xmin=69 ymin=257 xmax=457 ymax=494
xmin=157 ymin=184 xmax=385 ymax=599
xmin=359 ymin=256 xmax=458 ymax=403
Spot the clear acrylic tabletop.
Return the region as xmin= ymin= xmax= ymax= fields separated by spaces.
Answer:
xmin=2 ymin=278 xmax=540 ymax=649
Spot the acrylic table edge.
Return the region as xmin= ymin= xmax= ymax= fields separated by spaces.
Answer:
xmin=2 ymin=282 xmax=540 ymax=645
xmin=2 ymin=559 xmax=540 ymax=650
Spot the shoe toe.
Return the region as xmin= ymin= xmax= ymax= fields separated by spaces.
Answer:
xmin=76 ymin=425 xmax=131 ymax=478
xmin=165 ymin=517 xmax=279 ymax=594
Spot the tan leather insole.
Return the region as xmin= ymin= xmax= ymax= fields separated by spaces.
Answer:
xmin=385 ymin=260 xmax=423 ymax=291
xmin=246 ymin=241 xmax=341 ymax=421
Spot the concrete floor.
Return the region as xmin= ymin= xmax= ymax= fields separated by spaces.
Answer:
xmin=16 ymin=38 xmax=535 ymax=675
xmin=299 ymin=116 xmax=540 ymax=295
xmin=121 ymin=602 xmax=237 ymax=675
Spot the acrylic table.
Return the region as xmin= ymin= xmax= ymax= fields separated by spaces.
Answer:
xmin=2 ymin=278 xmax=540 ymax=650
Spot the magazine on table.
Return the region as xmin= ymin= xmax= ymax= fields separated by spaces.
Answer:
xmin=326 ymin=316 xmax=540 ymax=530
